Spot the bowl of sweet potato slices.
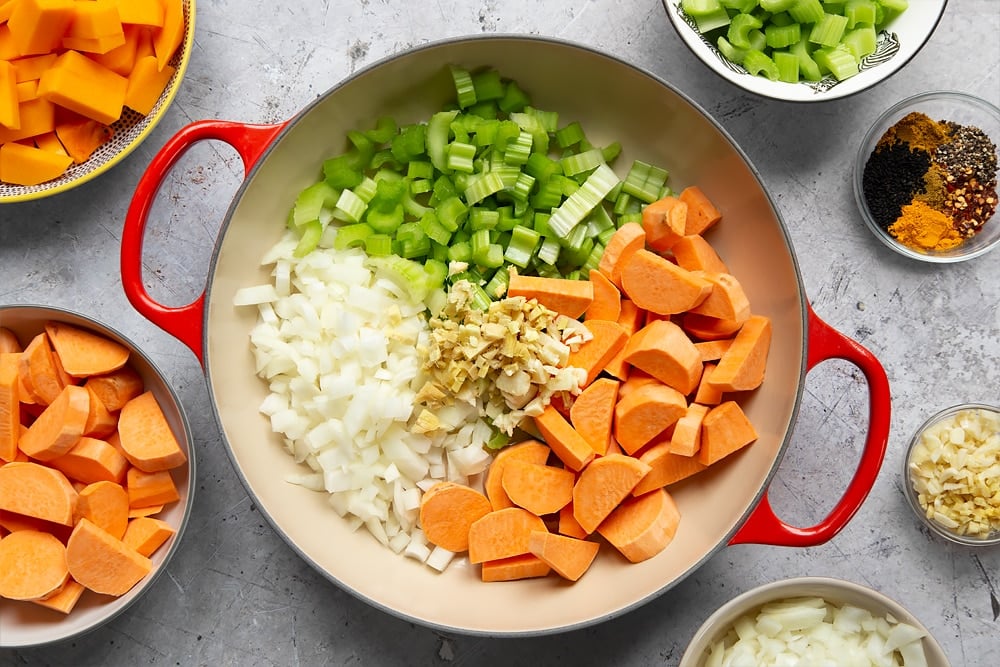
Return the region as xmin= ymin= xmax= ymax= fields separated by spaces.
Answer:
xmin=0 ymin=0 xmax=195 ymax=202
xmin=0 ymin=305 xmax=194 ymax=647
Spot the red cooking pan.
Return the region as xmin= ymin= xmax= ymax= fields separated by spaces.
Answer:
xmin=121 ymin=36 xmax=891 ymax=635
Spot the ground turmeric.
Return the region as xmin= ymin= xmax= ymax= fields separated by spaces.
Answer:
xmin=889 ymin=200 xmax=963 ymax=251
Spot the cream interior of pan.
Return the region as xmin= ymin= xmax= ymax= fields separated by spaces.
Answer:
xmin=201 ymin=37 xmax=806 ymax=634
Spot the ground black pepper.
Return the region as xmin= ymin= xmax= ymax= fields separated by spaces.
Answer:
xmin=862 ymin=139 xmax=932 ymax=230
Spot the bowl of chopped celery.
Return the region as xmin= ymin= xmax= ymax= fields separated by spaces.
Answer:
xmin=903 ymin=403 xmax=1000 ymax=547
xmin=662 ymin=0 xmax=947 ymax=102
xmin=854 ymin=90 xmax=1000 ymax=262
xmin=679 ymin=577 xmax=950 ymax=667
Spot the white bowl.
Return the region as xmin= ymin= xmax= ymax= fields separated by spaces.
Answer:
xmin=0 ymin=305 xmax=195 ymax=648
xmin=662 ymin=0 xmax=947 ymax=102
xmin=679 ymin=577 xmax=951 ymax=667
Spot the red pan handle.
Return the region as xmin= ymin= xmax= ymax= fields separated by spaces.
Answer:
xmin=729 ymin=302 xmax=890 ymax=547
xmin=120 ymin=120 xmax=288 ymax=365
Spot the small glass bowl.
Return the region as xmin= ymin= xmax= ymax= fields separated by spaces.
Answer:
xmin=853 ymin=91 xmax=1000 ymax=263
xmin=902 ymin=403 xmax=1000 ymax=546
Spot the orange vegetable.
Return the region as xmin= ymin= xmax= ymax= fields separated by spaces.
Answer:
xmin=66 ymin=517 xmax=152 ymax=596
xmin=37 ymin=49 xmax=127 ymax=125
xmin=672 ymin=234 xmax=729 ymax=273
xmin=669 ymin=402 xmax=710 ymax=457
xmin=467 ymin=506 xmax=547 ymax=564
xmin=6 ymin=0 xmax=76 ymax=57
xmin=501 ymin=460 xmax=575 ymax=515
xmin=693 ymin=362 xmax=724 ymax=406
xmin=48 ymin=435 xmax=128 ymax=485
xmin=0 ymin=529 xmax=69 ymax=601
xmin=597 ymin=222 xmax=645 ymax=289
xmin=572 ymin=453 xmax=651 ymax=534
xmin=506 ymin=271 xmax=594 ymax=319
xmin=569 ymin=377 xmax=619 ymax=456
xmin=584 ymin=269 xmax=621 ymax=322
xmin=708 ymin=314 xmax=772 ymax=392
xmin=124 ymin=53 xmax=174 ymax=115
xmin=65 ymin=0 xmax=123 ymax=41
xmin=483 ymin=439 xmax=550 ymax=511
xmin=641 ymin=195 xmax=687 ymax=252
xmin=694 ymin=338 xmax=733 ymax=362
xmin=566 ymin=319 xmax=627 ymax=387
xmin=0 ymin=327 xmax=22 ymax=353
xmin=621 ymin=319 xmax=703 ymax=396
xmin=31 ymin=578 xmax=85 ymax=614
xmin=90 ymin=23 xmax=141 ymax=76
xmin=18 ymin=331 xmax=65 ymax=405
xmin=697 ymin=401 xmax=759 ymax=465
xmin=0 ymin=60 xmax=16 ymax=128
xmin=615 ymin=369 xmax=659 ymax=401
xmin=418 ymin=481 xmax=492 ymax=552
xmin=597 ymin=487 xmax=681 ymax=563
xmin=528 ymin=531 xmax=600 ymax=581
xmin=533 ymin=404 xmax=595 ymax=472
xmin=678 ymin=185 xmax=722 ymax=235
xmin=687 ymin=272 xmax=751 ymax=323
xmin=0 ymin=461 xmax=78 ymax=526
xmin=18 ymin=383 xmax=90 ymax=461
xmin=680 ymin=311 xmax=745 ymax=341
xmin=0 ymin=352 xmax=20 ymax=462
xmin=603 ymin=298 xmax=645 ymax=381
xmin=84 ymin=364 xmax=144 ymax=411
xmin=480 ymin=553 xmax=551 ymax=582
xmin=44 ymin=320 xmax=130 ymax=377
xmin=613 ymin=381 xmax=687 ymax=454
xmin=54 ymin=116 xmax=112 ymax=163
xmin=152 ymin=0 xmax=183 ymax=71
xmin=127 ymin=503 xmax=163 ymax=519
xmin=125 ymin=466 xmax=179 ymax=508
xmin=83 ymin=385 xmax=118 ymax=438
xmin=620 ymin=248 xmax=712 ymax=315
xmin=121 ymin=516 xmax=174 ymax=557
xmin=0 ymin=133 xmax=71 ymax=184
xmin=117 ymin=390 xmax=187 ymax=472
xmin=558 ymin=502 xmax=589 ymax=539
xmin=75 ymin=480 xmax=129 ymax=540
xmin=116 ymin=0 xmax=166 ymax=27
xmin=632 ymin=439 xmax=709 ymax=496
xmin=0 ymin=508 xmax=72 ymax=541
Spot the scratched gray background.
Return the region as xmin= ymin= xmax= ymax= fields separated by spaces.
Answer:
xmin=1 ymin=2 xmax=998 ymax=666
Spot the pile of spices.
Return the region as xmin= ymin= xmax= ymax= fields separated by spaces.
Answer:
xmin=861 ymin=111 xmax=998 ymax=252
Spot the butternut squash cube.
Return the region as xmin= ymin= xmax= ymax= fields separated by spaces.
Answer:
xmin=66 ymin=0 xmax=123 ymax=40
xmin=11 ymin=54 xmax=58 ymax=83
xmin=124 ymin=55 xmax=174 ymax=116
xmin=0 ymin=142 xmax=73 ymax=185
xmin=34 ymin=131 xmax=70 ymax=157
xmin=37 ymin=50 xmax=127 ymax=125
xmin=90 ymin=24 xmax=142 ymax=76
xmin=152 ymin=0 xmax=183 ymax=71
xmin=116 ymin=0 xmax=165 ymax=27
xmin=0 ymin=25 xmax=18 ymax=61
xmin=16 ymin=80 xmax=39 ymax=103
xmin=0 ymin=62 xmax=18 ymax=130
xmin=7 ymin=0 xmax=76 ymax=57
xmin=0 ymin=97 xmax=56 ymax=144
xmin=55 ymin=116 xmax=112 ymax=163
xmin=62 ymin=33 xmax=127 ymax=55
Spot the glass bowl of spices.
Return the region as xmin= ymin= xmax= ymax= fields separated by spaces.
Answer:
xmin=903 ymin=403 xmax=1000 ymax=547
xmin=854 ymin=91 xmax=1000 ymax=262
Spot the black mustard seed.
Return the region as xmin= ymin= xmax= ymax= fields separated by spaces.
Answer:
xmin=862 ymin=140 xmax=932 ymax=230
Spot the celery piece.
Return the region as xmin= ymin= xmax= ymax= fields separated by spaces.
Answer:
xmin=468 ymin=208 xmax=500 ymax=231
xmin=503 ymin=131 xmax=533 ymax=166
xmin=790 ymin=36 xmax=823 ymax=80
xmin=695 ymin=7 xmax=733 ymax=33
xmin=436 ymin=195 xmax=468 ymax=231
xmin=332 ymin=223 xmax=374 ymax=250
xmin=743 ymin=49 xmax=780 ymax=80
xmin=293 ymin=220 xmax=323 ymax=257
xmin=723 ymin=0 xmax=760 ymax=12
xmin=788 ymin=0 xmax=825 ymax=23
xmin=875 ymin=0 xmax=907 ymax=26
xmin=432 ymin=174 xmax=458 ymax=204
xmin=748 ymin=28 xmax=767 ymax=51
xmin=322 ymin=154 xmax=364 ymax=189
xmin=447 ymin=241 xmax=472 ymax=263
xmin=396 ymin=222 xmax=431 ymax=259
xmin=841 ymin=25 xmax=877 ymax=60
xmin=561 ymin=148 xmax=605 ymax=177
xmin=334 ymin=188 xmax=367 ymax=224
xmin=419 ymin=211 xmax=452 ymax=246
xmin=364 ymin=116 xmax=397 ymax=144
xmin=681 ymin=0 xmax=724 ymax=16
xmin=493 ymin=119 xmax=522 ymax=151
xmin=409 ymin=179 xmax=432 ymax=196
xmin=728 ymin=13 xmax=764 ymax=49
xmin=450 ymin=66 xmax=477 ymax=108
xmin=555 ymin=121 xmax=586 ymax=148
xmin=622 ymin=160 xmax=667 ymax=204
xmin=423 ymin=258 xmax=448 ymax=289
xmin=809 ymin=12 xmax=848 ymax=47
xmin=504 ymin=225 xmax=540 ymax=268
xmin=526 ymin=106 xmax=559 ymax=134
xmin=597 ymin=226 xmax=617 ymax=246
xmin=498 ymin=80 xmax=531 ymax=113
xmin=497 ymin=206 xmax=519 ymax=232
xmin=473 ymin=118 xmax=499 ymax=146
xmin=813 ymin=44 xmax=859 ymax=79
xmin=509 ymin=111 xmax=549 ymax=156
xmin=845 ymin=0 xmax=876 ymax=27
xmin=468 ymin=100 xmax=497 ymax=120
xmin=364 ymin=233 xmax=393 ymax=257
xmin=426 ymin=110 xmax=460 ymax=172
xmin=531 ymin=180 xmax=563 ymax=210
xmin=365 ymin=205 xmax=403 ymax=234
xmin=464 ymin=172 xmax=505 ymax=205
xmin=511 ymin=172 xmax=536 ymax=202
xmin=580 ymin=242 xmax=604 ymax=275
xmin=471 ymin=69 xmax=504 ymax=101
xmin=533 ymin=212 xmax=552 ymax=236
xmin=717 ymin=36 xmax=749 ymax=64
xmin=369 ymin=255 xmax=435 ymax=302
xmin=773 ymin=50 xmax=801 ymax=82
xmin=389 ymin=123 xmax=426 ymax=163
xmin=765 ymin=22 xmax=801 ymax=48
xmin=536 ymin=237 xmax=560 ymax=266
xmin=292 ymin=180 xmax=339 ymax=228
xmin=446 ymin=141 xmax=477 ymax=173
xmin=617 ymin=212 xmax=643 ymax=226
xmin=760 ymin=0 xmax=798 ymax=10
xmin=525 ymin=152 xmax=562 ymax=182
xmin=483 ymin=266 xmax=510 ymax=300
xmin=768 ymin=10 xmax=794 ymax=25
xmin=406 ymin=160 xmax=434 ymax=180
xmin=464 ymin=282 xmax=492 ymax=310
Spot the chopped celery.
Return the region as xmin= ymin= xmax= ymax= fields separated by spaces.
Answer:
xmin=722 ymin=0 xmax=760 ymax=11
xmin=450 ymin=66 xmax=477 ymax=108
xmin=560 ymin=148 xmax=605 ymax=177
xmin=555 ymin=121 xmax=585 ymax=148
xmin=809 ymin=12 xmax=849 ymax=47
xmin=294 ymin=220 xmax=323 ymax=257
xmin=773 ymin=50 xmax=801 ymax=82
xmin=788 ymin=0 xmax=825 ymax=23
xmin=292 ymin=181 xmax=339 ymax=228
xmin=427 ymin=110 xmax=460 ymax=172
xmin=813 ymin=44 xmax=859 ymax=79
xmin=728 ymin=13 xmax=763 ymax=49
xmin=471 ymin=69 xmax=504 ymax=101
xmin=760 ymin=0 xmax=798 ymax=10
xmin=765 ymin=22 xmax=801 ymax=48
xmin=743 ymin=49 xmax=780 ymax=80
xmin=845 ymin=0 xmax=876 ymax=27
xmin=841 ymin=25 xmax=877 ymax=60
xmin=333 ymin=222 xmax=374 ymax=250
xmin=681 ymin=0 xmax=725 ymax=16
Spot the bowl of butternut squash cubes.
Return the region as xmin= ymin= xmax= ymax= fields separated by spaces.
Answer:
xmin=0 ymin=0 xmax=194 ymax=202
xmin=0 ymin=305 xmax=194 ymax=647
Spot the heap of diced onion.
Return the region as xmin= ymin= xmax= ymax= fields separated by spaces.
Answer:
xmin=703 ymin=596 xmax=928 ymax=667
xmin=233 ymin=232 xmax=497 ymax=571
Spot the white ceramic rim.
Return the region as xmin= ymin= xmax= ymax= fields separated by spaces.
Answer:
xmin=662 ymin=0 xmax=949 ymax=103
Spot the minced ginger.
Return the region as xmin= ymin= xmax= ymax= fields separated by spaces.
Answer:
xmin=414 ymin=281 xmax=589 ymax=436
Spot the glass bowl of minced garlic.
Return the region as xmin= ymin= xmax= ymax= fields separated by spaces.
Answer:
xmin=854 ymin=91 xmax=1000 ymax=262
xmin=903 ymin=403 xmax=1000 ymax=546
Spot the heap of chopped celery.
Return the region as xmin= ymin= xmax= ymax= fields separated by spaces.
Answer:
xmin=287 ymin=66 xmax=674 ymax=308
xmin=680 ymin=0 xmax=908 ymax=84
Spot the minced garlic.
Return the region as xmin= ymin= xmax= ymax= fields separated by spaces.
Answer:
xmin=907 ymin=407 xmax=1000 ymax=538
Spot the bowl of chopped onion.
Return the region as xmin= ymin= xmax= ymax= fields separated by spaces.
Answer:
xmin=662 ymin=0 xmax=947 ymax=103
xmin=903 ymin=403 xmax=1000 ymax=546
xmin=679 ymin=577 xmax=950 ymax=666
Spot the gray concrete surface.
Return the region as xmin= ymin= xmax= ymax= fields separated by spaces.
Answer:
xmin=1 ymin=2 xmax=998 ymax=665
